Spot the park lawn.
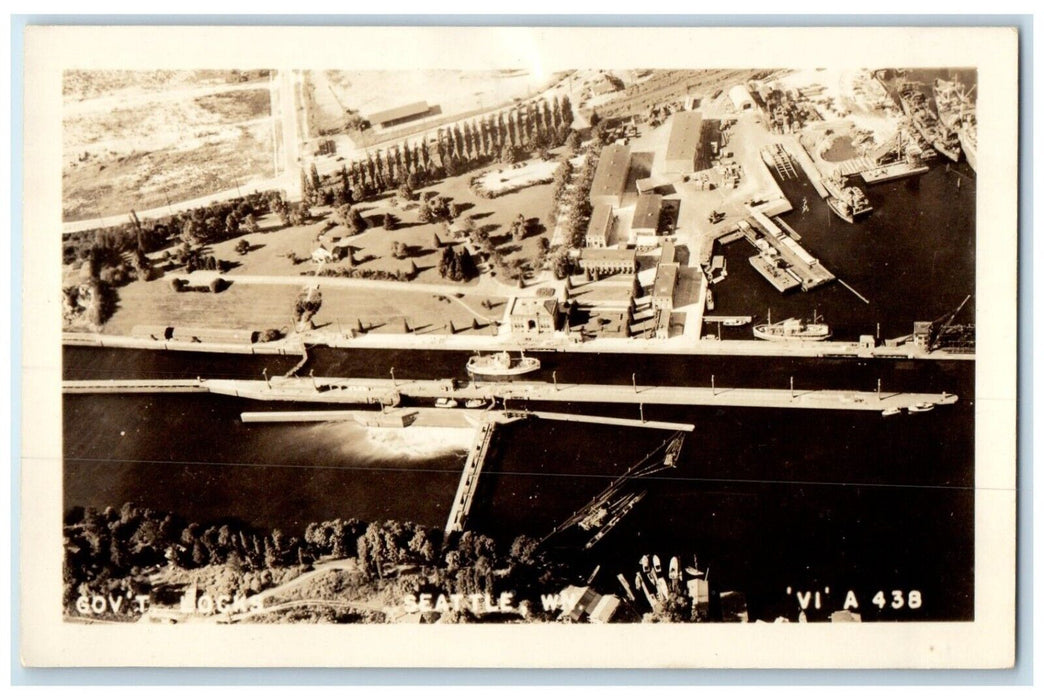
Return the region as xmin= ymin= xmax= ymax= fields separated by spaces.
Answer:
xmin=104 ymin=275 xmax=506 ymax=337
xmin=213 ymin=162 xmax=559 ymax=286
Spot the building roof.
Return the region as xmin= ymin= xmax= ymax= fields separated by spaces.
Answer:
xmin=510 ymin=296 xmax=558 ymax=318
xmin=729 ymin=84 xmax=755 ymax=107
xmin=368 ymin=101 xmax=429 ymax=125
xmin=632 ymin=193 xmax=663 ymax=231
xmin=661 ymin=241 xmax=676 ymax=264
xmin=653 ymin=262 xmax=679 ymax=298
xmin=579 ymin=247 xmax=637 ymax=264
xmin=589 ymin=144 xmax=631 ymax=200
xmin=586 ymin=202 xmax=614 ymax=240
xmin=664 ymin=110 xmax=703 ymax=165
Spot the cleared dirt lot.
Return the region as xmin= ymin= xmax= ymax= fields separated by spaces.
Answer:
xmin=63 ymin=71 xmax=276 ymax=221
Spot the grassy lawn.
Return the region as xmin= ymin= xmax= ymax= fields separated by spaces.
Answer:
xmin=210 ymin=159 xmax=558 ymax=286
xmin=104 ymin=275 xmax=507 ymax=337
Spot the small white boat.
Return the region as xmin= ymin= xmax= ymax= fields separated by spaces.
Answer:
xmin=908 ymin=402 xmax=935 ymax=413
xmin=434 ymin=398 xmax=459 ymax=409
xmin=652 ymin=555 xmax=662 ymax=576
xmin=881 ymin=406 xmax=903 ymax=417
xmin=464 ymin=398 xmax=487 ymax=409
xmin=669 ymin=557 xmax=680 ymax=581
xmin=466 ymin=351 xmax=540 ymax=379
xmin=640 ymin=554 xmax=650 ymax=573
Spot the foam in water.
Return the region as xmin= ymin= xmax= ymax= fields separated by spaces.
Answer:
xmin=309 ymin=421 xmax=474 ymax=462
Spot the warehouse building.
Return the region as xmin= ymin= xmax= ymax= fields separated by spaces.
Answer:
xmin=663 ymin=110 xmax=703 ymax=174
xmin=589 ymin=143 xmax=631 ymax=208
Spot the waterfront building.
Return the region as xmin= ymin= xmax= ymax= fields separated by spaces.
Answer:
xmin=664 ymin=110 xmax=703 ymax=174
xmin=589 ymin=143 xmax=631 ymax=208
xmin=651 ymin=262 xmax=680 ymax=311
xmin=508 ymin=295 xmax=560 ymax=338
xmin=585 ymin=202 xmax=615 ymax=248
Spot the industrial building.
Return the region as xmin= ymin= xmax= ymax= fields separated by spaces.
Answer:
xmin=585 ymin=203 xmax=615 ymax=248
xmin=367 ymin=101 xmax=431 ymax=129
xmin=651 ymin=262 xmax=679 ymax=311
xmin=663 ymin=110 xmax=703 ymax=174
xmin=729 ymin=84 xmax=755 ymax=111
xmin=631 ymin=193 xmax=663 ymax=236
xmin=589 ymin=144 xmax=632 ymax=208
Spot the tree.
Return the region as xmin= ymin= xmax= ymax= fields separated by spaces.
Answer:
xmin=235 ymin=239 xmax=251 ymax=256
xmin=383 ymin=212 xmax=398 ymax=231
xmin=564 ymin=130 xmax=580 ymax=153
xmin=397 ymin=181 xmax=414 ymax=202
xmin=348 ymin=207 xmax=367 ymax=235
xmin=243 ymin=213 xmax=260 ymax=233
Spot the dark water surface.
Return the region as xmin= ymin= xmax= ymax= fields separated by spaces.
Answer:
xmin=64 ymin=346 xmax=974 ymax=622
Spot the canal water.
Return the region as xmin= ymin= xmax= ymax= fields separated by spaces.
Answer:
xmin=63 ymin=346 xmax=974 ymax=622
xmin=711 ymin=140 xmax=975 ymax=342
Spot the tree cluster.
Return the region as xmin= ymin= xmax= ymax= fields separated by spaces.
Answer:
xmin=305 ymin=95 xmax=575 ymax=205
xmin=63 ymin=502 xmax=576 ymax=622
xmin=437 ymin=245 xmax=478 ymax=282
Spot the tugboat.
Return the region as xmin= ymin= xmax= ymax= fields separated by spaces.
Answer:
xmin=753 ymin=310 xmax=832 ymax=342
xmin=466 ymin=351 xmax=540 ymax=380
xmin=908 ymin=402 xmax=936 ymax=413
xmin=881 ymin=406 xmax=903 ymax=417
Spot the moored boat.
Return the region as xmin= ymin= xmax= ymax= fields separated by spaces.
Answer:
xmin=881 ymin=406 xmax=903 ymax=417
xmin=753 ymin=310 xmax=832 ymax=342
xmin=466 ymin=351 xmax=540 ymax=379
xmin=908 ymin=402 xmax=935 ymax=413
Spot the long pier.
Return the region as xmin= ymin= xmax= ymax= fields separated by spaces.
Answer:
xmin=445 ymin=421 xmax=498 ymax=534
xmin=63 ymin=376 xmax=960 ymax=413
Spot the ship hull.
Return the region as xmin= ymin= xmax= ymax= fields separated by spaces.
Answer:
xmin=958 ymin=129 xmax=977 ymax=173
xmin=466 ymin=356 xmax=540 ymax=379
xmin=753 ymin=324 xmax=832 ymax=342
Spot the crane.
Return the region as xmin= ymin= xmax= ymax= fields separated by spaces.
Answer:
xmin=928 ymin=294 xmax=973 ymax=351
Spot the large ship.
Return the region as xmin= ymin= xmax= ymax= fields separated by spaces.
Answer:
xmin=823 ymin=173 xmax=873 ymax=224
xmin=466 ymin=351 xmax=540 ymax=379
xmin=897 ymin=81 xmax=961 ymax=162
xmin=958 ymin=113 xmax=977 ymax=173
xmin=933 ymin=77 xmax=977 ymax=173
xmin=753 ymin=310 xmax=832 ymax=342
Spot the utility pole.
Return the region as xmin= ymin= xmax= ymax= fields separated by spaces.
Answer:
xmin=639 ymin=402 xmax=645 ymax=424
xmin=790 ymin=375 xmax=794 ymax=399
xmin=553 ymin=370 xmax=558 ymax=392
xmin=632 ymin=372 xmax=638 ymax=394
xmin=711 ymin=374 xmax=715 ymax=396
xmin=390 ymin=366 xmax=396 ymax=386
xmin=877 ymin=378 xmax=882 ymax=400
xmin=263 ymin=367 xmax=271 ymax=389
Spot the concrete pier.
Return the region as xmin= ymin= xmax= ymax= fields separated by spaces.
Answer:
xmin=445 ymin=421 xmax=498 ymax=534
xmin=64 ymin=376 xmax=960 ymax=413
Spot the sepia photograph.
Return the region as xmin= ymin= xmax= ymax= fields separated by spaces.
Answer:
xmin=20 ymin=24 xmax=1019 ymax=668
